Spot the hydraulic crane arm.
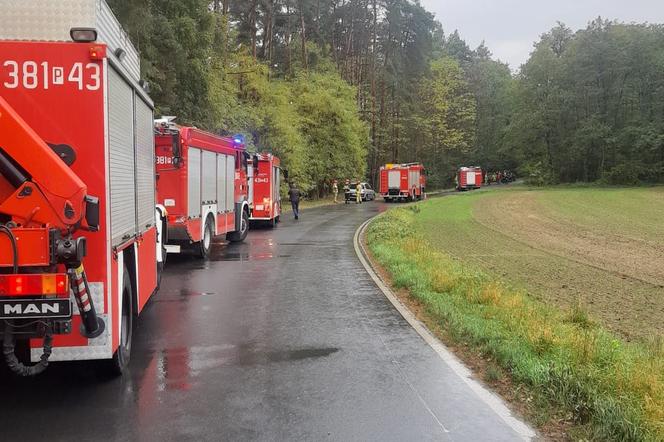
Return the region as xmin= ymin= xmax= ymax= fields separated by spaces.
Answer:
xmin=0 ymin=96 xmax=89 ymax=230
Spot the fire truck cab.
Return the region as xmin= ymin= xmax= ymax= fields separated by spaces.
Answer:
xmin=0 ymin=0 xmax=163 ymax=375
xmin=379 ymin=163 xmax=426 ymax=202
xmin=248 ymin=153 xmax=282 ymax=227
xmin=155 ymin=122 xmax=250 ymax=259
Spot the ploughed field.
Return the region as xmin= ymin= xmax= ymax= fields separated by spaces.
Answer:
xmin=419 ymin=186 xmax=664 ymax=341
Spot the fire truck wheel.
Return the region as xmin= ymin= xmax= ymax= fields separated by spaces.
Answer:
xmin=107 ymin=268 xmax=133 ymax=376
xmin=197 ymin=216 xmax=214 ymax=259
xmin=227 ymin=210 xmax=249 ymax=243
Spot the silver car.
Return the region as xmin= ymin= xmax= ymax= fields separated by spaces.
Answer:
xmin=345 ymin=182 xmax=376 ymax=202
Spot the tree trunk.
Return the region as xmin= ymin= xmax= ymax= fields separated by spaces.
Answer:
xmin=249 ymin=0 xmax=258 ymax=59
xmin=299 ymin=1 xmax=308 ymax=71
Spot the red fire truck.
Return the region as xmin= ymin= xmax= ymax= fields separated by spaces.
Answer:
xmin=456 ymin=166 xmax=483 ymax=191
xmin=248 ymin=153 xmax=282 ymax=227
xmin=0 ymin=1 xmax=165 ymax=375
xmin=379 ymin=163 xmax=426 ymax=202
xmin=155 ymin=120 xmax=250 ymax=259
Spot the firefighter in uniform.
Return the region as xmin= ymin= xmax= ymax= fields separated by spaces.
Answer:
xmin=332 ymin=180 xmax=339 ymax=203
xmin=344 ymin=179 xmax=351 ymax=204
xmin=356 ymin=181 xmax=362 ymax=204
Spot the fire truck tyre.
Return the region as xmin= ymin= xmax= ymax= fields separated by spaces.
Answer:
xmin=227 ymin=210 xmax=249 ymax=243
xmin=197 ymin=216 xmax=214 ymax=259
xmin=107 ymin=268 xmax=133 ymax=376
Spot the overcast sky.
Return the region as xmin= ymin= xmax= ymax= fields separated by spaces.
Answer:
xmin=419 ymin=0 xmax=664 ymax=69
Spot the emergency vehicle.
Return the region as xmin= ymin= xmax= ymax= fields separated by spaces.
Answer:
xmin=155 ymin=120 xmax=250 ymax=259
xmin=379 ymin=163 xmax=426 ymax=202
xmin=248 ymin=153 xmax=282 ymax=227
xmin=456 ymin=166 xmax=483 ymax=191
xmin=0 ymin=0 xmax=165 ymax=375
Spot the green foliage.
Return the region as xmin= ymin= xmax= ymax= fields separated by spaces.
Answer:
xmin=509 ymin=20 xmax=664 ymax=184
xmin=522 ymin=161 xmax=555 ymax=186
xmin=416 ymin=57 xmax=476 ymax=187
xmin=109 ymin=0 xmax=369 ymax=195
xmin=109 ymin=1 xmax=664 ymax=193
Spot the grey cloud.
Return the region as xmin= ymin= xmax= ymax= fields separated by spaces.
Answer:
xmin=420 ymin=0 xmax=664 ymax=68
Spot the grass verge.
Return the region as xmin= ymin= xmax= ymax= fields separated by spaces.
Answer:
xmin=366 ymin=205 xmax=664 ymax=441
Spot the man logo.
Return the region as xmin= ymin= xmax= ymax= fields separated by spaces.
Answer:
xmin=3 ymin=303 xmax=60 ymax=315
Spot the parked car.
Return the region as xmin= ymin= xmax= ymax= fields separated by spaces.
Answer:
xmin=345 ymin=182 xmax=376 ymax=202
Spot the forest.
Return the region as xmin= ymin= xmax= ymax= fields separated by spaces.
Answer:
xmin=108 ymin=0 xmax=664 ymax=192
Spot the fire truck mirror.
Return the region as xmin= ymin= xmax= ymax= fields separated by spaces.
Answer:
xmin=171 ymin=133 xmax=182 ymax=168
xmin=283 ymin=169 xmax=289 ymax=180
xmin=84 ymin=195 xmax=100 ymax=231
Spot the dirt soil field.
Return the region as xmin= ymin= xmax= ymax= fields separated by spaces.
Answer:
xmin=418 ymin=187 xmax=664 ymax=341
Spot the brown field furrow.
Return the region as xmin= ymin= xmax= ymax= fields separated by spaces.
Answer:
xmin=474 ymin=192 xmax=664 ymax=287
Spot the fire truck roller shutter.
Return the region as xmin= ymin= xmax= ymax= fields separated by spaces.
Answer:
xmin=202 ymin=150 xmax=216 ymax=204
xmin=388 ymin=170 xmax=400 ymax=189
xmin=274 ymin=166 xmax=280 ymax=205
xmin=217 ymin=154 xmax=227 ymax=213
xmin=409 ymin=170 xmax=419 ymax=189
xmin=134 ymin=95 xmax=155 ymax=231
xmin=201 ymin=150 xmax=217 ymax=237
xmin=108 ymin=67 xmax=137 ymax=246
xmin=226 ymin=154 xmax=234 ymax=212
xmin=467 ymin=171 xmax=476 ymax=186
xmin=187 ymin=148 xmax=201 ymax=218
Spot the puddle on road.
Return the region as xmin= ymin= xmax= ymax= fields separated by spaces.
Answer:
xmin=209 ymin=252 xmax=291 ymax=262
xmin=152 ymin=289 xmax=217 ymax=303
xmin=255 ymin=347 xmax=339 ymax=364
xmin=137 ymin=345 xmax=340 ymax=393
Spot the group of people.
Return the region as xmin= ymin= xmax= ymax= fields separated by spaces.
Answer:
xmin=287 ymin=178 xmax=363 ymax=221
xmin=334 ymin=179 xmax=363 ymax=204
xmin=485 ymin=170 xmax=515 ymax=185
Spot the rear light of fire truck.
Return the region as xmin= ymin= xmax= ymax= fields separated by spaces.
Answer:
xmin=0 ymin=274 xmax=69 ymax=297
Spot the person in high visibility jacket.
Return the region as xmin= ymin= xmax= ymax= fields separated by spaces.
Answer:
xmin=332 ymin=180 xmax=339 ymax=203
xmin=356 ymin=181 xmax=362 ymax=204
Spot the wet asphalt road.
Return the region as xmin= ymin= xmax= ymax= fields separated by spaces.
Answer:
xmin=0 ymin=200 xmax=529 ymax=441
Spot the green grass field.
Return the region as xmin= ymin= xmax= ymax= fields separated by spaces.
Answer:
xmin=366 ymin=186 xmax=664 ymax=441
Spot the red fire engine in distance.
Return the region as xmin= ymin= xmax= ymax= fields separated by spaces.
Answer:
xmin=248 ymin=153 xmax=282 ymax=227
xmin=456 ymin=166 xmax=483 ymax=191
xmin=379 ymin=163 xmax=426 ymax=203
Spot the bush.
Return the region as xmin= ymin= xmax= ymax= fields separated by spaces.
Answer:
xmin=521 ymin=161 xmax=555 ymax=186
xmin=600 ymin=164 xmax=641 ymax=185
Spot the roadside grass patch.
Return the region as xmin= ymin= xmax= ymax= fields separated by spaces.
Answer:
xmin=366 ymin=204 xmax=664 ymax=441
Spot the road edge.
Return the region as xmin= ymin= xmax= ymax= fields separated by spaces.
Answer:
xmin=354 ymin=217 xmax=537 ymax=441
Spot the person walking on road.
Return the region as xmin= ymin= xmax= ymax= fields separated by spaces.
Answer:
xmin=332 ymin=180 xmax=339 ymax=203
xmin=343 ymin=179 xmax=351 ymax=204
xmin=288 ymin=182 xmax=302 ymax=220
xmin=356 ymin=181 xmax=362 ymax=204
